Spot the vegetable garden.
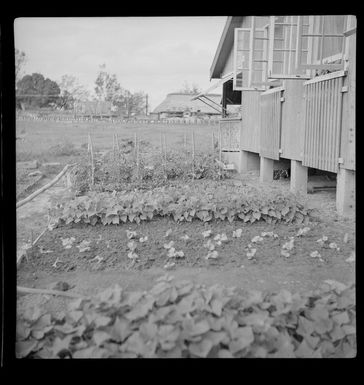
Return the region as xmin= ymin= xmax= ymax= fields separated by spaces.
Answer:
xmin=16 ymin=121 xmax=356 ymax=358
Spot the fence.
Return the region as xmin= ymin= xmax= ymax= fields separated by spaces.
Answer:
xmin=15 ymin=111 xmax=220 ymax=126
xmin=219 ymin=118 xmax=241 ymax=151
xmin=260 ymin=87 xmax=283 ymax=160
xmin=302 ymin=71 xmax=345 ymax=173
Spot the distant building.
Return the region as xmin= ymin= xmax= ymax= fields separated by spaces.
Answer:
xmin=73 ymin=100 xmax=113 ymax=116
xmin=152 ymin=93 xmax=222 ymax=120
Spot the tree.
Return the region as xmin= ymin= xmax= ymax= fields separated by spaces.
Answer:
xmin=124 ymin=91 xmax=146 ymax=118
xmin=94 ymin=64 xmax=146 ymax=117
xmin=58 ymin=74 xmax=90 ymax=109
xmin=16 ymin=73 xmax=61 ymax=109
xmin=179 ymin=81 xmax=201 ymax=94
xmin=94 ymin=64 xmax=125 ymax=107
xmin=15 ymin=49 xmax=27 ymax=84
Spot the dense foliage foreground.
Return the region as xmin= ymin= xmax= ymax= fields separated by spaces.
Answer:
xmin=16 ymin=276 xmax=355 ymax=358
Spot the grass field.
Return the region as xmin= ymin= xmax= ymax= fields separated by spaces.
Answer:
xmin=16 ymin=120 xmax=216 ymax=162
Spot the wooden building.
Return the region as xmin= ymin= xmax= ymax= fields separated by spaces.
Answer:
xmin=153 ymin=93 xmax=222 ymax=120
xmin=73 ymin=100 xmax=113 ymax=117
xmin=197 ymin=16 xmax=356 ymax=216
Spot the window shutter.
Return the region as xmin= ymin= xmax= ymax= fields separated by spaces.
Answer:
xmin=267 ymin=15 xmax=311 ymax=79
xmin=296 ymin=15 xmax=348 ymax=72
xmin=233 ymin=17 xmax=275 ymax=90
xmin=233 ymin=28 xmax=251 ymax=90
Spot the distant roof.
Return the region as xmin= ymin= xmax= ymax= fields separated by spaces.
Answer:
xmin=153 ymin=93 xmax=222 ymax=114
xmin=210 ymin=16 xmax=244 ymax=79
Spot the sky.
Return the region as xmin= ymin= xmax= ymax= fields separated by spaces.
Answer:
xmin=14 ymin=17 xmax=227 ymax=111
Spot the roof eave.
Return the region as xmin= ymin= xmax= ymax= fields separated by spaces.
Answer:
xmin=209 ymin=16 xmax=245 ymax=80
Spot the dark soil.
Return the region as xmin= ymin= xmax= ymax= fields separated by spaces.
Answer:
xmin=18 ymin=216 xmax=355 ymax=288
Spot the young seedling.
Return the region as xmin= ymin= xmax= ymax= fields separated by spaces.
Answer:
xmin=52 ymin=257 xmax=63 ymax=268
xmin=164 ymin=261 xmax=176 ymax=270
xmin=282 ymin=237 xmax=295 ymax=251
xmin=317 ymin=236 xmax=328 ymax=246
xmin=127 ymin=251 xmax=138 ymax=260
xmin=310 ymin=250 xmax=324 ymax=262
xmin=214 ymin=233 xmax=228 ymax=242
xmin=296 ymin=227 xmax=311 ymax=237
xmin=91 ymin=255 xmax=103 ymax=264
xmin=251 ymin=235 xmax=263 ymax=243
xmin=167 ymin=247 xmax=176 ymax=258
xmin=202 ymin=229 xmax=212 ymax=238
xmin=233 ymin=228 xmax=243 ymax=238
xmin=329 ymin=242 xmax=340 ymax=251
xmin=76 ymin=240 xmax=91 ymax=252
xmin=165 ymin=229 xmax=172 ymax=238
xmin=167 ymin=247 xmax=185 ymax=258
xmin=175 ymin=250 xmax=185 ymax=258
xmin=163 ymin=241 xmax=174 ymax=249
xmin=48 ymin=222 xmax=57 ymax=231
xmin=39 ymin=246 xmax=53 ymax=254
xmin=126 ymin=230 xmax=137 ymax=240
xmin=128 ymin=241 xmax=137 ymax=251
xmin=205 ymin=250 xmax=219 ymax=260
xmin=96 ymin=235 xmax=102 ymax=244
xmin=139 ymin=236 xmax=148 ymax=243
xmin=280 ymin=250 xmax=290 ymax=258
xmin=246 ymin=248 xmax=257 ymax=260
xmin=180 ymin=234 xmax=190 ymax=241
xmin=61 ymin=237 xmax=76 ymax=249
xmin=204 ymin=240 xmax=215 ymax=251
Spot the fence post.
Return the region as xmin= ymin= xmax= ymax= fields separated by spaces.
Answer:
xmin=192 ymin=129 xmax=195 ymax=180
xmin=136 ymin=130 xmax=140 ymax=180
xmin=88 ymin=133 xmax=95 ymax=186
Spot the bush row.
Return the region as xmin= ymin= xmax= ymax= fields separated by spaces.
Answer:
xmin=50 ymin=183 xmax=312 ymax=227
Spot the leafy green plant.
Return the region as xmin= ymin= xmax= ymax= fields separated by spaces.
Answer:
xmin=16 ymin=277 xmax=356 ymax=358
xmin=50 ymin=183 xmax=312 ymax=227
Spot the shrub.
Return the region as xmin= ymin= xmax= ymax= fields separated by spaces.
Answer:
xmin=16 ymin=277 xmax=356 ymax=358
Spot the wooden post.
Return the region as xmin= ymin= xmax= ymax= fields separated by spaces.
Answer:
xmin=160 ymin=130 xmax=163 ymax=157
xmin=219 ymin=126 xmax=222 ymax=163
xmin=136 ymin=131 xmax=140 ymax=180
xmin=192 ymin=129 xmax=195 ymax=179
xmin=184 ymin=127 xmax=187 ymax=152
xmin=88 ymin=133 xmax=95 ymax=186
xmin=115 ymin=133 xmax=120 ymax=153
